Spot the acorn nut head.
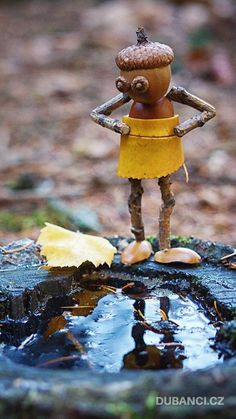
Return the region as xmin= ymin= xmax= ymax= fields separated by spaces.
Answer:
xmin=115 ymin=28 xmax=173 ymax=103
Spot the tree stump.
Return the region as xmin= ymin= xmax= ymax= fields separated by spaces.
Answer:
xmin=0 ymin=236 xmax=235 ymax=418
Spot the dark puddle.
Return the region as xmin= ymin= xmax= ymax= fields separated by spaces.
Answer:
xmin=0 ymin=281 xmax=222 ymax=373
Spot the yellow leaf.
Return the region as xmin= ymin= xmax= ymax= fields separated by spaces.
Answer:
xmin=37 ymin=223 xmax=116 ymax=268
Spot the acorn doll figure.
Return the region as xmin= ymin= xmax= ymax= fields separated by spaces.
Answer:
xmin=90 ymin=28 xmax=216 ymax=265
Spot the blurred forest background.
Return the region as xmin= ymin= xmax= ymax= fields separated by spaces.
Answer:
xmin=0 ymin=0 xmax=235 ymax=246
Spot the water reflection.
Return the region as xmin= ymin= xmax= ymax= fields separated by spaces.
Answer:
xmin=123 ymin=297 xmax=185 ymax=370
xmin=0 ymin=283 xmax=221 ymax=372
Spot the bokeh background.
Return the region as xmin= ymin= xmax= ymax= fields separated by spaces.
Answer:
xmin=0 ymin=0 xmax=235 ymax=245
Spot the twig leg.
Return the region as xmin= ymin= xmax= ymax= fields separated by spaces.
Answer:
xmin=158 ymin=175 xmax=175 ymax=250
xmin=128 ymin=178 xmax=145 ymax=242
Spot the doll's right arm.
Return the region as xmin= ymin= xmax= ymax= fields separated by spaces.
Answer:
xmin=90 ymin=93 xmax=131 ymax=135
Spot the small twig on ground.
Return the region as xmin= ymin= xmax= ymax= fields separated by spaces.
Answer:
xmin=220 ymin=252 xmax=236 ymax=269
xmin=61 ymin=305 xmax=94 ymax=309
xmin=100 ymin=285 xmax=117 ymax=294
xmin=2 ymin=258 xmax=17 ymax=265
xmin=121 ymin=282 xmax=135 ymax=291
xmin=1 ymin=242 xmax=32 ymax=254
xmin=65 ymin=331 xmax=93 ymax=368
xmin=65 ymin=331 xmax=85 ymax=353
xmin=214 ymin=301 xmax=224 ymax=321
xmin=37 ymin=355 xmax=80 ymax=368
xmin=220 ymin=251 xmax=236 ymax=261
xmin=176 ymin=292 xmax=188 ymax=302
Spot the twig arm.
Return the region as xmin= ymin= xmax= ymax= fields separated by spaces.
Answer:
xmin=167 ymin=86 xmax=216 ymax=137
xmin=90 ymin=93 xmax=131 ymax=135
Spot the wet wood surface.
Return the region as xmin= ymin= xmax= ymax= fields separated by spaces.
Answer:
xmin=0 ymin=237 xmax=235 ymax=418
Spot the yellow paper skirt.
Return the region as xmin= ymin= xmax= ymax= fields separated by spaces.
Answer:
xmin=117 ymin=115 xmax=184 ymax=179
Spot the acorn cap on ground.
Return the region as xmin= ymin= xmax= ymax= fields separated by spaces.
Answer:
xmin=116 ymin=27 xmax=174 ymax=71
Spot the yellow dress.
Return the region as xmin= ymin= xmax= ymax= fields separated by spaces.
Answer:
xmin=117 ymin=115 xmax=184 ymax=179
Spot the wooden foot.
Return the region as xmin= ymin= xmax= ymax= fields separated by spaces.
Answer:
xmin=154 ymin=247 xmax=201 ymax=265
xmin=121 ymin=240 xmax=152 ymax=265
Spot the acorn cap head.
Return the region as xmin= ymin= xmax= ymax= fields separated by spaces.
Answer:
xmin=116 ymin=27 xmax=174 ymax=71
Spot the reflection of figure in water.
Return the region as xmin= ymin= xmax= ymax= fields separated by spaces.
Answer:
xmin=123 ymin=297 xmax=185 ymax=370
xmin=159 ymin=296 xmax=185 ymax=369
xmin=123 ymin=299 xmax=161 ymax=369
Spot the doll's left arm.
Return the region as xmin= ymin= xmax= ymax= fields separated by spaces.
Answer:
xmin=167 ymin=86 xmax=216 ymax=137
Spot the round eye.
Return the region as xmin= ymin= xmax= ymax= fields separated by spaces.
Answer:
xmin=115 ymin=76 xmax=130 ymax=93
xmin=131 ymin=76 xmax=149 ymax=93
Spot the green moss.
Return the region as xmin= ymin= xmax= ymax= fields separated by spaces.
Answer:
xmin=170 ymin=235 xmax=193 ymax=246
xmin=106 ymin=401 xmax=134 ymax=417
xmin=145 ymin=391 xmax=156 ymax=410
xmin=146 ymin=236 xmax=156 ymax=245
xmin=147 ymin=235 xmax=192 ymax=247
xmin=0 ymin=208 xmax=68 ymax=233
xmin=105 ymin=392 xmax=157 ymax=418
xmin=144 ymin=391 xmax=157 ymax=418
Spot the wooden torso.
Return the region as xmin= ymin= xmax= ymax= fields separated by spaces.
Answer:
xmin=129 ymin=97 xmax=174 ymax=119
